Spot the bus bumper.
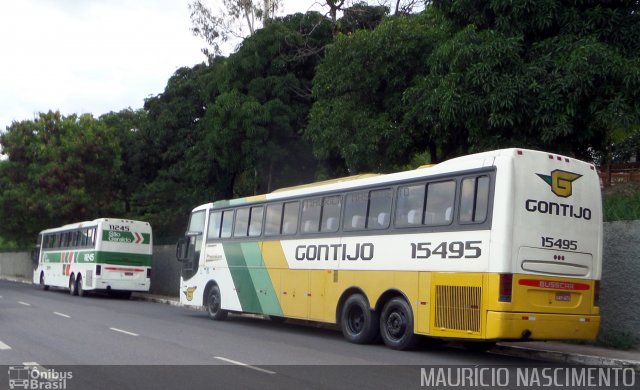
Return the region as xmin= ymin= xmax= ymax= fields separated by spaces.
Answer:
xmin=94 ymin=279 xmax=150 ymax=292
xmin=485 ymin=311 xmax=600 ymax=340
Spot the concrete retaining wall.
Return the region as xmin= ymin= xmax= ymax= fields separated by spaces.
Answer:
xmin=0 ymin=251 xmax=34 ymax=280
xmin=599 ymin=221 xmax=640 ymax=345
xmin=2 ymin=221 xmax=639 ymax=345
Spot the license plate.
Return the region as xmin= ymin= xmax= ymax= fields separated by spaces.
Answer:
xmin=125 ymin=272 xmax=134 ymax=276
xmin=555 ymin=292 xmax=571 ymax=302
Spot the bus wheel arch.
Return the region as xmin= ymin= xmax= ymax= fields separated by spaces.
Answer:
xmin=204 ymin=280 xmax=227 ymax=321
xmin=338 ymin=288 xmax=379 ymax=344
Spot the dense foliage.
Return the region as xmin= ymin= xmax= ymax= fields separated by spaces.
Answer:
xmin=1 ymin=2 xmax=639 ymax=246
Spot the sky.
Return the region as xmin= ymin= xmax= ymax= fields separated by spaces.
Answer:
xmin=0 ymin=0 xmax=323 ymax=132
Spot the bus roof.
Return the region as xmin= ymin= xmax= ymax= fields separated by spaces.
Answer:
xmin=39 ymin=218 xmax=151 ymax=234
xmin=197 ymin=148 xmax=596 ymax=211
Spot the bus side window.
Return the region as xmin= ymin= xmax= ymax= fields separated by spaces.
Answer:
xmin=88 ymin=228 xmax=96 ymax=247
xmin=395 ymin=184 xmax=425 ymax=227
xmin=207 ymin=211 xmax=222 ymax=240
xmin=265 ymin=204 xmax=283 ymax=236
xmin=344 ymin=191 xmax=368 ymax=231
xmin=220 ymin=210 xmax=234 ymax=238
xmin=368 ymin=189 xmax=392 ymax=229
xmin=321 ymin=196 xmax=342 ymax=233
xmin=301 ymin=198 xmax=322 ymax=234
xmin=282 ymin=201 xmax=299 ymax=235
xmin=460 ymin=176 xmax=490 ymax=223
xmin=248 ymin=206 xmax=264 ymax=237
xmin=425 ymin=180 xmax=456 ymax=226
xmin=234 ymin=208 xmax=250 ymax=237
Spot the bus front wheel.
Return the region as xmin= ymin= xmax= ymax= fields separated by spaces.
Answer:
xmin=380 ymin=297 xmax=418 ymax=350
xmin=340 ymin=294 xmax=379 ymax=344
xmin=39 ymin=272 xmax=49 ymax=291
xmin=207 ymin=285 xmax=228 ymax=321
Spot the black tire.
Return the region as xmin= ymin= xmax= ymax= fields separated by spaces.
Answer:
xmin=69 ymin=275 xmax=77 ymax=296
xmin=463 ymin=341 xmax=496 ymax=352
xmin=207 ymin=285 xmax=228 ymax=321
xmin=340 ymin=294 xmax=379 ymax=344
xmin=380 ymin=297 xmax=418 ymax=350
xmin=39 ymin=272 xmax=49 ymax=291
xmin=77 ymin=275 xmax=86 ymax=297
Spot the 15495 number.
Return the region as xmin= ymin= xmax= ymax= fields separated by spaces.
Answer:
xmin=410 ymin=241 xmax=482 ymax=259
xmin=541 ymin=236 xmax=577 ymax=251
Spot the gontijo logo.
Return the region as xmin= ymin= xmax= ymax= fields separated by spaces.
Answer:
xmin=536 ymin=170 xmax=582 ymax=198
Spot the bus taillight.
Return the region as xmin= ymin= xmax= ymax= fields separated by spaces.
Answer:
xmin=499 ymin=273 xmax=513 ymax=302
xmin=147 ymin=268 xmax=152 ymax=279
xmin=594 ymin=280 xmax=600 ymax=307
xmin=96 ymin=265 xmax=101 ymax=276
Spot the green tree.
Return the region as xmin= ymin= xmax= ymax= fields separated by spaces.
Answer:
xmin=0 ymin=111 xmax=123 ymax=246
xmin=200 ymin=12 xmax=333 ymax=196
xmin=409 ymin=0 xmax=640 ymax=160
xmin=308 ymin=11 xmax=445 ymax=172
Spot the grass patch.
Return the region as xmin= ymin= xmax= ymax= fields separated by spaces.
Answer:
xmin=602 ymin=182 xmax=640 ymax=222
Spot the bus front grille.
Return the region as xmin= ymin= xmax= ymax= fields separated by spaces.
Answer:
xmin=435 ymin=285 xmax=482 ymax=333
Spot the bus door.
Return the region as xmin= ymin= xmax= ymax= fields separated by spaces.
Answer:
xmin=178 ymin=210 xmax=207 ymax=281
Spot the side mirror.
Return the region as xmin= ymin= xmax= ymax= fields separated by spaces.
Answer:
xmin=176 ymin=237 xmax=190 ymax=262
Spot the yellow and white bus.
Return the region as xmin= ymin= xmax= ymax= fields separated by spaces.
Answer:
xmin=176 ymin=149 xmax=601 ymax=350
xmin=33 ymin=218 xmax=153 ymax=299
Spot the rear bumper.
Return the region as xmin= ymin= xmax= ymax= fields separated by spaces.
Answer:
xmin=486 ymin=311 xmax=600 ymax=340
xmin=93 ymin=278 xmax=150 ymax=292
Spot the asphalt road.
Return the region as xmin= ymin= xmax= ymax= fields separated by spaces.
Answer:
xmin=0 ymin=279 xmax=569 ymax=390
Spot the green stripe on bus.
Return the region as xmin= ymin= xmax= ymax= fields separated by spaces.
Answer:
xmin=240 ymin=242 xmax=283 ymax=316
xmin=223 ymin=242 xmax=262 ymax=313
xmin=43 ymin=251 xmax=95 ymax=264
xmin=94 ymin=251 xmax=152 ymax=267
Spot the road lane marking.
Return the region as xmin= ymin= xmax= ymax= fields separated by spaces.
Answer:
xmin=109 ymin=327 xmax=139 ymax=336
xmin=214 ymin=356 xmax=276 ymax=375
xmin=0 ymin=340 xmax=12 ymax=350
xmin=54 ymin=312 xmax=71 ymax=318
xmin=18 ymin=301 xmax=31 ymax=306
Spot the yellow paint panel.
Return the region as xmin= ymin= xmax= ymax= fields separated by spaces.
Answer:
xmin=280 ymin=270 xmax=308 ymax=319
xmin=416 ymin=272 xmax=431 ymax=334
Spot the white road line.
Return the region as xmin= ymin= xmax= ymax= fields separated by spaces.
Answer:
xmin=22 ymin=361 xmax=39 ymax=365
xmin=0 ymin=340 xmax=12 ymax=350
xmin=109 ymin=327 xmax=139 ymax=336
xmin=18 ymin=301 xmax=31 ymax=306
xmin=214 ymin=356 xmax=276 ymax=375
xmin=54 ymin=312 xmax=71 ymax=318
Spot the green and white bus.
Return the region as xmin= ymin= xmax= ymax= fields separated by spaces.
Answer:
xmin=33 ymin=218 xmax=153 ymax=298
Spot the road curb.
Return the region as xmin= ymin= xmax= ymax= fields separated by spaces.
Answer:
xmin=493 ymin=344 xmax=640 ymax=371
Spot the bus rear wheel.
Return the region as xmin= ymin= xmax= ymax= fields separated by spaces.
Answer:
xmin=77 ymin=275 xmax=86 ymax=297
xmin=207 ymin=285 xmax=228 ymax=321
xmin=39 ymin=272 xmax=49 ymax=291
xmin=340 ymin=294 xmax=379 ymax=344
xmin=69 ymin=275 xmax=77 ymax=296
xmin=380 ymin=297 xmax=418 ymax=350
